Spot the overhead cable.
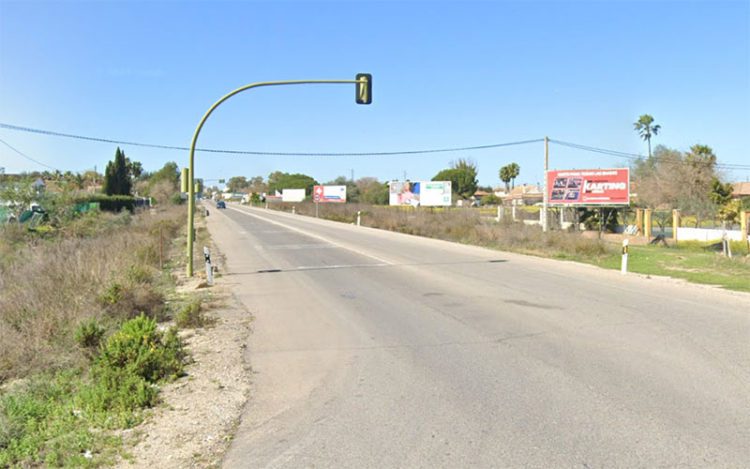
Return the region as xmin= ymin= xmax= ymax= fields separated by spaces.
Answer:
xmin=550 ymin=139 xmax=750 ymax=170
xmin=0 ymin=137 xmax=58 ymax=171
xmin=0 ymin=122 xmax=542 ymax=157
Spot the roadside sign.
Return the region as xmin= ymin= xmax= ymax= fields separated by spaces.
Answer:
xmin=547 ymin=168 xmax=630 ymax=206
xmin=313 ymin=185 xmax=346 ymax=203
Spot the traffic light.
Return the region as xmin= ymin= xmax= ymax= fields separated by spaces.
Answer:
xmin=180 ymin=168 xmax=189 ymax=193
xmin=355 ymin=73 xmax=372 ymax=105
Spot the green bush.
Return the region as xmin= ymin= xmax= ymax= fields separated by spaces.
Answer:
xmin=98 ymin=282 xmax=123 ymax=306
xmin=77 ymin=367 xmax=156 ymax=428
xmin=74 ymin=319 xmax=106 ymax=352
xmin=175 ymin=300 xmax=206 ymax=328
xmin=95 ymin=314 xmax=184 ymax=384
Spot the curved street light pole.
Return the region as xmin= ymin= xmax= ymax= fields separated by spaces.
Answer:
xmin=187 ymin=78 xmax=369 ymax=277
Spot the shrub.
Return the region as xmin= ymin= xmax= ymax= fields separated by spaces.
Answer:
xmin=100 ymin=282 xmax=166 ymax=322
xmin=175 ymin=300 xmax=206 ymax=328
xmin=77 ymin=367 xmax=156 ymax=428
xmin=126 ymin=264 xmax=153 ymax=284
xmin=95 ymin=314 xmax=184 ymax=384
xmin=98 ymin=282 xmax=123 ymax=306
xmin=74 ymin=319 xmax=105 ymax=352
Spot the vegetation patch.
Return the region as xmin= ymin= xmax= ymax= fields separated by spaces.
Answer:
xmin=0 ymin=315 xmax=186 ymax=467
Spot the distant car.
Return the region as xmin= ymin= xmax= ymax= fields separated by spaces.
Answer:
xmin=216 ymin=200 xmax=226 ymax=209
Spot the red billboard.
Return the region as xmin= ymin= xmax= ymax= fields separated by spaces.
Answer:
xmin=547 ymin=168 xmax=630 ymax=205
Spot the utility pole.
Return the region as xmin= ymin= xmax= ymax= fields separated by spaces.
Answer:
xmin=542 ymin=136 xmax=549 ymax=232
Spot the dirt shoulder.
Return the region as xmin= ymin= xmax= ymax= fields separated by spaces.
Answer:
xmin=114 ymin=221 xmax=253 ymax=468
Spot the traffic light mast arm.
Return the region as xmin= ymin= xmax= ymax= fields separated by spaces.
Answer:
xmin=187 ymin=77 xmax=371 ymax=276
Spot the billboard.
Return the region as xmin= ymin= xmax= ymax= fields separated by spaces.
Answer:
xmin=547 ymin=168 xmax=630 ymax=206
xmin=281 ymin=188 xmax=306 ymax=202
xmin=313 ymin=185 xmax=347 ymax=203
xmin=389 ymin=181 xmax=452 ymax=207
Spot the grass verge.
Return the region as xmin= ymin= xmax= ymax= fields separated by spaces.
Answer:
xmin=267 ymin=202 xmax=750 ymax=292
xmin=0 ymin=204 xmax=214 ymax=466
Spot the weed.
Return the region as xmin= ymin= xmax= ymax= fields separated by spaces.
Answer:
xmin=75 ymin=319 xmax=106 ymax=352
xmin=99 ymin=282 xmax=124 ymax=306
xmin=175 ymin=300 xmax=206 ymax=329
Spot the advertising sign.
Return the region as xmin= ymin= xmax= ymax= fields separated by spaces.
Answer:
xmin=281 ymin=188 xmax=306 ymax=203
xmin=389 ymin=181 xmax=452 ymax=207
xmin=313 ymin=185 xmax=347 ymax=203
xmin=547 ymin=168 xmax=630 ymax=206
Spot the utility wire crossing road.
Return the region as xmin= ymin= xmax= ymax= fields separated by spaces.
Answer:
xmin=205 ymin=203 xmax=750 ymax=468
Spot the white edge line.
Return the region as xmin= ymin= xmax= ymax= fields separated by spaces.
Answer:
xmin=226 ymin=205 xmax=394 ymax=266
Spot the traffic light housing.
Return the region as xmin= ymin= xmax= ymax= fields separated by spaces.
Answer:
xmin=355 ymin=73 xmax=372 ymax=105
xmin=180 ymin=168 xmax=189 ymax=193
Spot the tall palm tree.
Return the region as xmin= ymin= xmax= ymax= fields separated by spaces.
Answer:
xmin=507 ymin=163 xmax=520 ymax=189
xmin=633 ymin=114 xmax=661 ymax=158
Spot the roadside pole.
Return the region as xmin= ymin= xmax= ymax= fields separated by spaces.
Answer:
xmin=621 ymin=239 xmax=629 ymax=275
xmin=357 ymin=210 xmax=361 ymax=226
xmin=203 ymin=246 xmax=214 ymax=285
xmin=542 ymin=136 xmax=549 ymax=232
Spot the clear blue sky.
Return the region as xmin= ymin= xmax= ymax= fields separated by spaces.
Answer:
xmin=1 ymin=0 xmax=748 ymax=188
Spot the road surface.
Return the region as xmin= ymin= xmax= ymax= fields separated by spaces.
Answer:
xmin=204 ymin=203 xmax=750 ymax=468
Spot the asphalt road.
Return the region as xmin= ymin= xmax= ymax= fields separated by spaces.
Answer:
xmin=206 ymin=203 xmax=750 ymax=468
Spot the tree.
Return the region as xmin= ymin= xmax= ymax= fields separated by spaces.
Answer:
xmin=126 ymin=159 xmax=143 ymax=180
xmin=356 ymin=177 xmax=389 ymax=205
xmin=632 ymin=144 xmax=725 ymax=227
xmin=248 ymin=176 xmax=267 ymax=194
xmin=499 ymin=166 xmax=512 ymax=192
xmin=634 ymin=114 xmax=661 ymax=158
xmin=499 ymin=162 xmax=520 ymax=192
xmin=507 ymin=162 xmax=520 ymax=189
xmin=148 ymin=162 xmax=180 ymax=188
xmin=434 ymin=158 xmax=478 ymax=200
xmin=267 ymin=172 xmax=318 ymax=196
xmin=226 ymin=176 xmax=249 ymax=193
xmin=103 ymin=147 xmax=132 ymax=196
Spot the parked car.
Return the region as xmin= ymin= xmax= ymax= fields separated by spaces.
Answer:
xmin=216 ymin=200 xmax=226 ymax=209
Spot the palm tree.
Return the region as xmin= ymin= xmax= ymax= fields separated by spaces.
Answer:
xmin=634 ymin=114 xmax=661 ymax=158
xmin=507 ymin=163 xmax=520 ymax=189
xmin=499 ymin=165 xmax=512 ymax=192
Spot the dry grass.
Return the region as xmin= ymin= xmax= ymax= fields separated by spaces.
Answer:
xmin=0 ymin=207 xmax=184 ymax=384
xmin=272 ymin=202 xmax=611 ymax=258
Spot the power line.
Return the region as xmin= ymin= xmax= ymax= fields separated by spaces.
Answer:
xmin=2 ymin=121 xmax=747 ymax=172
xmin=550 ymin=139 xmax=750 ymax=171
xmin=0 ymin=137 xmax=59 ymax=171
xmin=0 ymin=122 xmax=542 ymax=157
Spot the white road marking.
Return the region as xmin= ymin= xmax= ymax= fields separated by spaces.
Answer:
xmin=294 ymin=263 xmax=389 ymax=271
xmin=227 ymin=205 xmax=394 ymax=265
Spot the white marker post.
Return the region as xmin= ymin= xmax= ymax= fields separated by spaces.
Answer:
xmin=357 ymin=210 xmax=361 ymax=226
xmin=203 ymin=246 xmax=214 ymax=286
xmin=292 ymin=206 xmax=296 ymax=215
xmin=621 ymin=239 xmax=629 ymax=275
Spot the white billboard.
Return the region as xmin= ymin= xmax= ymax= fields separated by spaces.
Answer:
xmin=389 ymin=181 xmax=452 ymax=207
xmin=281 ymin=188 xmax=305 ymax=202
xmin=313 ymin=185 xmax=347 ymax=203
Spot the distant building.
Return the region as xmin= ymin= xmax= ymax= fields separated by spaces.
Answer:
xmin=731 ymin=182 xmax=750 ymax=199
xmin=501 ymin=184 xmax=543 ymax=206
